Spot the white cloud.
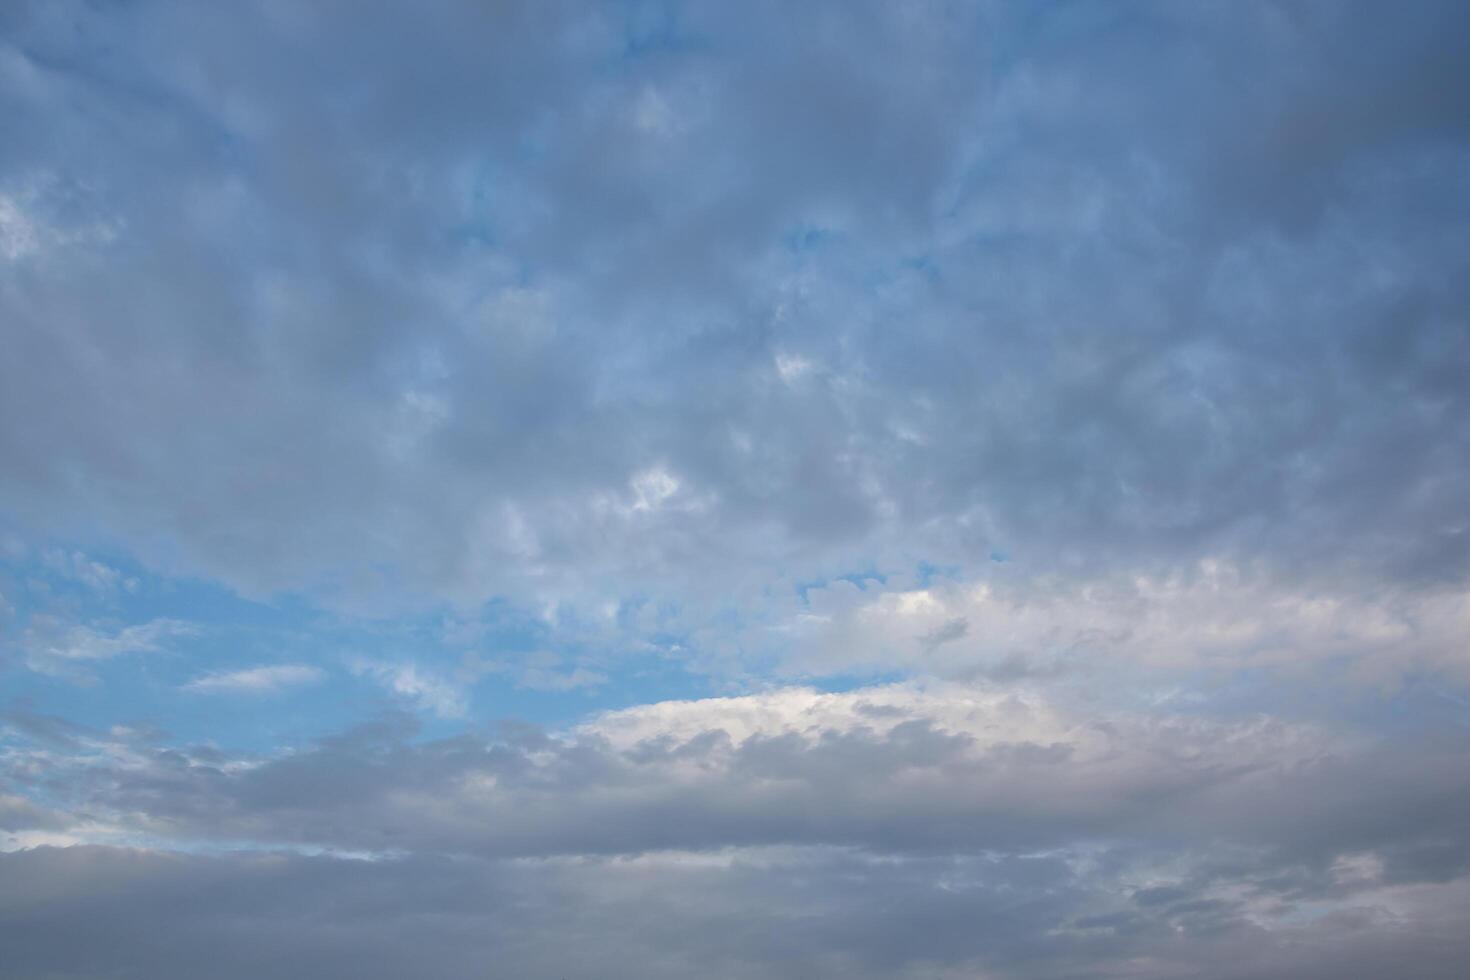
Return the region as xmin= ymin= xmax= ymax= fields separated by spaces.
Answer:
xmin=0 ymin=180 xmax=119 ymax=262
xmin=41 ymin=549 xmax=138 ymax=594
xmin=183 ymin=664 xmax=326 ymax=695
xmin=0 ymin=193 xmax=39 ymax=261
xmin=774 ymin=351 xmax=816 ymax=383
xmin=630 ymin=466 xmax=681 ymax=513
xmin=767 ymin=564 xmax=1470 ymax=685
xmin=581 ymin=680 xmax=1062 ymax=749
xmin=350 ymin=660 xmax=467 ymax=719
xmin=20 ymin=617 xmax=197 ymax=679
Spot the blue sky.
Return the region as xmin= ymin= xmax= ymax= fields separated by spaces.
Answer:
xmin=2 ymin=2 xmax=1470 ymax=978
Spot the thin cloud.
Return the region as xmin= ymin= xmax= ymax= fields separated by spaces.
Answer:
xmin=182 ymin=664 xmax=325 ymax=695
xmin=348 ymin=660 xmax=467 ymax=719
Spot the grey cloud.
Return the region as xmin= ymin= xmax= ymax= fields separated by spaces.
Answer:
xmin=0 ymin=793 xmax=68 ymax=832
xmin=9 ymin=615 xmax=197 ymax=682
xmin=0 ymin=1 xmax=1465 ymax=616
xmin=919 ymin=616 xmax=968 ymax=651
xmin=0 ymin=705 xmax=97 ymax=748
xmin=7 ymin=691 xmax=1469 ymax=887
xmin=5 ymin=681 xmax=1470 ymax=977
xmin=2 ymin=842 xmax=1469 ymax=980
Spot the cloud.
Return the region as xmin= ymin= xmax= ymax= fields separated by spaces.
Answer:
xmin=2 ymin=682 xmax=1469 ymax=978
xmin=182 ymin=664 xmax=325 ymax=695
xmin=517 ymin=664 xmax=607 ymax=692
xmin=15 ymin=616 xmax=197 ymax=680
xmin=0 ymin=0 xmax=1463 ymax=623
xmin=2 ymin=843 xmax=1469 ymax=980
xmin=23 ymin=618 xmax=193 ymax=662
xmin=6 ymin=682 xmax=1466 ymax=876
xmin=40 ymin=549 xmax=137 ymax=594
xmin=917 ymin=616 xmax=968 ymax=652
xmin=348 ymin=660 xmax=467 ymax=719
xmin=0 ymin=792 xmax=70 ymax=834
xmin=758 ymin=565 xmax=1470 ymax=685
xmin=1 ymin=2 xmax=1469 ymax=976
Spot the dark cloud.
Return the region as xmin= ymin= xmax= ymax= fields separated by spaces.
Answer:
xmin=2 ymin=837 xmax=1469 ymax=980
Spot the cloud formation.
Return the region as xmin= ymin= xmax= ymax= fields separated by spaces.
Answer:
xmin=182 ymin=664 xmax=324 ymax=695
xmin=2 ymin=1 xmax=1468 ymax=977
xmin=1 ymin=0 xmax=1465 ymax=617
xmin=3 ymin=685 xmax=1469 ymax=978
xmin=12 ymin=617 xmax=197 ymax=682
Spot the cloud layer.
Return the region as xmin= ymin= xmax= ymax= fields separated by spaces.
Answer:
xmin=3 ymin=1 xmax=1469 ymax=977
xmin=4 ymin=685 xmax=1469 ymax=979
xmin=2 ymin=0 xmax=1466 ymax=615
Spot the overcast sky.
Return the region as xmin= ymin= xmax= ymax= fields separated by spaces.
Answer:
xmin=3 ymin=2 xmax=1469 ymax=977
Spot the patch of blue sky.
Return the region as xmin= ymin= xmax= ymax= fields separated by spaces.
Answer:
xmin=617 ymin=0 xmax=709 ymax=63
xmin=781 ymin=223 xmax=840 ymax=256
xmin=900 ymin=253 xmax=939 ymax=281
xmin=795 ymin=567 xmax=888 ymax=605
xmin=473 ymin=652 xmax=715 ymax=731
xmin=1 ymin=537 xmax=726 ymax=750
xmin=799 ymin=668 xmax=911 ymax=696
xmin=915 ymin=560 xmax=964 ymax=588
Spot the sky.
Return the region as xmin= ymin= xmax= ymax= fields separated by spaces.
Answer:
xmin=1 ymin=1 xmax=1469 ymax=977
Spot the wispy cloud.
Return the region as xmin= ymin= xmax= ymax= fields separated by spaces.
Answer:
xmin=183 ymin=664 xmax=325 ymax=695
xmin=349 ymin=661 xmax=467 ymax=719
xmin=40 ymin=549 xmax=138 ymax=594
xmin=18 ymin=617 xmax=197 ymax=681
xmin=517 ymin=664 xmax=607 ymax=692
